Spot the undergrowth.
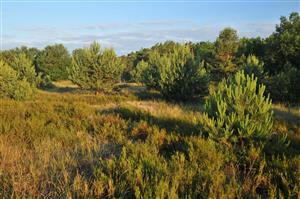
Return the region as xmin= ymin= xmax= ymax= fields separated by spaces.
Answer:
xmin=0 ymin=86 xmax=299 ymax=198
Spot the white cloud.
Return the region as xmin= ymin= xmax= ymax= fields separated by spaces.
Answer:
xmin=3 ymin=20 xmax=276 ymax=55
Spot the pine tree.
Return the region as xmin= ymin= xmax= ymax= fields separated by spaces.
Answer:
xmin=213 ymin=28 xmax=239 ymax=80
xmin=204 ymin=71 xmax=273 ymax=147
xmin=10 ymin=53 xmax=40 ymax=86
xmin=36 ymin=44 xmax=71 ymax=81
xmin=68 ymin=42 xmax=124 ymax=93
xmin=241 ymin=55 xmax=264 ymax=82
xmin=157 ymin=44 xmax=208 ymax=101
xmin=0 ymin=60 xmax=35 ymax=100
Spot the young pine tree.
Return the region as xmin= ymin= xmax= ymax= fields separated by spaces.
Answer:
xmin=10 ymin=53 xmax=41 ymax=86
xmin=241 ymin=55 xmax=265 ymax=83
xmin=157 ymin=44 xmax=208 ymax=101
xmin=204 ymin=71 xmax=273 ymax=148
xmin=0 ymin=60 xmax=35 ymax=100
xmin=68 ymin=42 xmax=124 ymax=93
xmin=213 ymin=28 xmax=239 ymax=80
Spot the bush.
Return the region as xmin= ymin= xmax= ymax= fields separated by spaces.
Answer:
xmin=9 ymin=53 xmax=41 ymax=86
xmin=131 ymin=60 xmax=149 ymax=83
xmin=139 ymin=51 xmax=161 ymax=89
xmin=204 ymin=71 xmax=273 ymax=148
xmin=68 ymin=42 xmax=124 ymax=92
xmin=36 ymin=44 xmax=72 ymax=81
xmin=241 ymin=55 xmax=265 ymax=82
xmin=0 ymin=61 xmax=36 ymax=100
xmin=158 ymin=45 xmax=208 ymax=101
xmin=266 ymin=65 xmax=300 ymax=103
xmin=139 ymin=43 xmax=209 ymax=101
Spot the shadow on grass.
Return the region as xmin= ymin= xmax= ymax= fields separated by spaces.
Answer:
xmin=40 ymin=83 xmax=82 ymax=93
xmin=272 ymin=107 xmax=300 ymax=156
xmin=99 ymin=106 xmax=204 ymax=137
xmin=273 ymin=107 xmax=300 ymax=127
xmin=133 ymin=89 xmax=164 ymax=101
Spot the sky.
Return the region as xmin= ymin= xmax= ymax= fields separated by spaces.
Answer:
xmin=1 ymin=0 xmax=299 ymax=55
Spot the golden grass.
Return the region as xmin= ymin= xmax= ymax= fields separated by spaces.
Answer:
xmin=0 ymin=84 xmax=299 ymax=198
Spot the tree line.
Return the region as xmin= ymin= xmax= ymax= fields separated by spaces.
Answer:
xmin=0 ymin=12 xmax=299 ymax=102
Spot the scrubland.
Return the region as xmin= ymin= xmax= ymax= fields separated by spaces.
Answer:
xmin=0 ymin=82 xmax=299 ymax=198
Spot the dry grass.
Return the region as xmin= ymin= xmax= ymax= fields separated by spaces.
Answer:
xmin=0 ymin=83 xmax=299 ymax=198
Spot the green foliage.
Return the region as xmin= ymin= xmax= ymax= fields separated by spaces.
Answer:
xmin=241 ymin=55 xmax=265 ymax=82
xmin=68 ymin=42 xmax=124 ymax=92
xmin=213 ymin=27 xmax=239 ymax=79
xmin=157 ymin=44 xmax=208 ymax=101
xmin=138 ymin=51 xmax=161 ymax=89
xmin=131 ymin=60 xmax=149 ymax=83
xmin=36 ymin=44 xmax=71 ymax=80
xmin=0 ymin=46 xmax=39 ymax=66
xmin=238 ymin=37 xmax=265 ymax=59
xmin=264 ymin=12 xmax=300 ymax=74
xmin=266 ymin=65 xmax=300 ymax=102
xmin=9 ymin=53 xmax=41 ymax=86
xmin=0 ymin=61 xmax=35 ymax=100
xmin=136 ymin=43 xmax=209 ymax=101
xmin=204 ymin=71 xmax=273 ymax=147
xmin=0 ymin=89 xmax=299 ymax=198
xmin=192 ymin=41 xmax=216 ymax=68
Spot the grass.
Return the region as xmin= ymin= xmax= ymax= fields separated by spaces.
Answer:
xmin=0 ymin=82 xmax=299 ymax=198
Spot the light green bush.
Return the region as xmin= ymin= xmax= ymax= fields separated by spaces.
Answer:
xmin=158 ymin=45 xmax=208 ymax=101
xmin=0 ymin=61 xmax=35 ymax=100
xmin=204 ymin=71 xmax=273 ymax=147
xmin=68 ymin=42 xmax=124 ymax=92
xmin=9 ymin=53 xmax=40 ymax=86
xmin=241 ymin=55 xmax=264 ymax=82
xmin=139 ymin=43 xmax=209 ymax=101
xmin=131 ymin=60 xmax=149 ymax=83
xmin=139 ymin=51 xmax=161 ymax=89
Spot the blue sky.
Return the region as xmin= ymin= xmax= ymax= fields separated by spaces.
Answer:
xmin=1 ymin=0 xmax=299 ymax=54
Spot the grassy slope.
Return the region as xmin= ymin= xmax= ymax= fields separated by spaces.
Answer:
xmin=0 ymin=81 xmax=299 ymax=198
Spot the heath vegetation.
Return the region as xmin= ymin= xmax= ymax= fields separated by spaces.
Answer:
xmin=0 ymin=12 xmax=299 ymax=198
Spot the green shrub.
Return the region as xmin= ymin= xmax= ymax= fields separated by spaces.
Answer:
xmin=140 ymin=43 xmax=209 ymax=101
xmin=241 ymin=55 xmax=265 ymax=82
xmin=204 ymin=71 xmax=273 ymax=147
xmin=68 ymin=42 xmax=124 ymax=92
xmin=266 ymin=65 xmax=300 ymax=103
xmin=9 ymin=52 xmax=41 ymax=86
xmin=0 ymin=61 xmax=35 ymax=100
xmin=158 ymin=45 xmax=208 ymax=101
xmin=139 ymin=51 xmax=161 ymax=89
xmin=131 ymin=60 xmax=149 ymax=83
xmin=36 ymin=44 xmax=71 ymax=80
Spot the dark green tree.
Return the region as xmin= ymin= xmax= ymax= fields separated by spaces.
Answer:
xmin=36 ymin=44 xmax=71 ymax=81
xmin=264 ymin=12 xmax=300 ymax=74
xmin=192 ymin=41 xmax=216 ymax=64
xmin=214 ymin=28 xmax=239 ymax=80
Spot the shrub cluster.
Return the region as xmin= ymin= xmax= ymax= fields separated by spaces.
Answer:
xmin=68 ymin=42 xmax=124 ymax=92
xmin=266 ymin=65 xmax=300 ymax=103
xmin=133 ymin=43 xmax=209 ymax=101
xmin=0 ymin=53 xmax=39 ymax=100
